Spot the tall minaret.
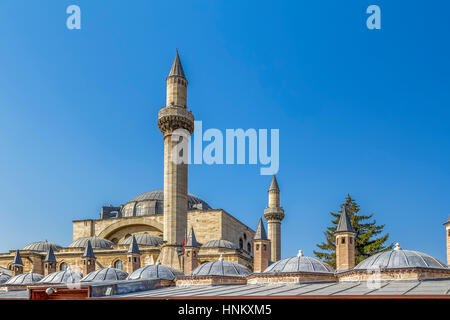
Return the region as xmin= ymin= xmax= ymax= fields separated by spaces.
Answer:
xmin=264 ymin=175 xmax=285 ymax=262
xmin=158 ymin=51 xmax=194 ymax=271
xmin=444 ymin=216 xmax=450 ymax=265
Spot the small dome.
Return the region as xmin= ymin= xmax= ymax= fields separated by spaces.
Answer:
xmin=81 ymin=267 xmax=128 ymax=282
xmin=68 ymin=236 xmax=114 ymax=249
xmin=40 ymin=269 xmax=83 ymax=284
xmin=201 ymin=240 xmax=239 ymax=250
xmin=120 ymin=234 xmax=163 ymax=247
xmin=5 ymin=273 xmax=44 ymax=285
xmin=191 ymin=258 xmax=251 ymax=277
xmin=264 ymin=252 xmax=334 ymax=274
xmin=354 ymin=246 xmax=448 ymax=270
xmin=23 ymin=240 xmax=62 ymax=252
xmin=0 ymin=273 xmax=11 ymax=284
xmin=127 ymin=263 xmax=184 ymax=281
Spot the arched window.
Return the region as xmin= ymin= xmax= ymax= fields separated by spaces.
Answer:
xmin=114 ymin=260 xmax=123 ymax=270
xmin=239 ymin=238 xmax=243 ymax=249
xmin=247 ymin=242 xmax=251 ymax=253
xmin=243 ymin=233 xmax=247 ymax=241
xmin=60 ymin=262 xmax=68 ymax=271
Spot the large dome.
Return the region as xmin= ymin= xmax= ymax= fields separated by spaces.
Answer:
xmin=354 ymin=244 xmax=448 ymax=271
xmin=122 ymin=189 xmax=212 ymax=217
xmin=264 ymin=250 xmax=334 ymax=274
xmin=23 ymin=240 xmax=62 ymax=252
xmin=5 ymin=273 xmax=43 ymax=285
xmin=127 ymin=263 xmax=184 ymax=281
xmin=40 ymin=269 xmax=83 ymax=284
xmin=120 ymin=233 xmax=163 ymax=247
xmin=201 ymin=240 xmax=239 ymax=250
xmin=68 ymin=236 xmax=114 ymax=249
xmin=191 ymin=258 xmax=251 ymax=277
xmin=0 ymin=272 xmax=11 ymax=284
xmin=81 ymin=267 xmax=128 ymax=282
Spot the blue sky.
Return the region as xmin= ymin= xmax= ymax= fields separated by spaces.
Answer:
xmin=0 ymin=0 xmax=449 ymax=262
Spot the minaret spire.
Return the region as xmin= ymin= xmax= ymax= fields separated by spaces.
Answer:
xmin=335 ymin=204 xmax=356 ymax=270
xmin=168 ymin=49 xmax=186 ymax=79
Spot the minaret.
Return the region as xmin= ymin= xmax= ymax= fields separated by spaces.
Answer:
xmin=126 ymin=235 xmax=141 ymax=273
xmin=253 ymin=217 xmax=270 ymax=273
xmin=11 ymin=250 xmax=23 ymax=276
xmin=263 ymin=175 xmax=284 ymax=262
xmin=444 ymin=216 xmax=450 ymax=265
xmin=43 ymin=246 xmax=57 ymax=276
xmin=183 ymin=227 xmax=200 ymax=275
xmin=82 ymin=240 xmax=96 ymax=275
xmin=158 ymin=51 xmax=194 ymax=271
xmin=335 ymin=205 xmax=356 ymax=271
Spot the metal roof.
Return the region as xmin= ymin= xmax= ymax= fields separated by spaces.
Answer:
xmin=127 ymin=264 xmax=184 ymax=281
xmin=254 ymin=217 xmax=267 ymax=240
xmin=23 ymin=240 xmax=62 ymax=252
xmin=168 ymin=50 xmax=186 ymax=78
xmin=269 ymin=175 xmax=279 ymax=191
xmin=82 ymin=240 xmax=95 ymax=258
xmin=39 ymin=269 xmax=83 ymax=284
xmin=264 ymin=252 xmax=335 ymax=274
xmin=191 ymin=258 xmax=251 ymax=277
xmin=127 ymin=235 xmax=141 ymax=254
xmin=0 ymin=272 xmax=11 ymax=284
xmin=69 ymin=236 xmax=113 ymax=249
xmin=44 ymin=246 xmax=56 ymax=263
xmin=185 ymin=227 xmax=199 ymax=247
xmin=5 ymin=273 xmax=43 ymax=285
xmin=128 ymin=189 xmax=212 ymax=211
xmin=336 ymin=205 xmax=354 ymax=233
xmin=81 ymin=267 xmax=128 ymax=282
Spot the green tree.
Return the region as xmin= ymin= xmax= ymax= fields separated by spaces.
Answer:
xmin=313 ymin=194 xmax=393 ymax=268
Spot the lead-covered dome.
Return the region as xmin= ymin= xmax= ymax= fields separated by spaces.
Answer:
xmin=264 ymin=250 xmax=334 ymax=274
xmin=120 ymin=233 xmax=163 ymax=247
xmin=354 ymin=243 xmax=448 ymax=270
xmin=127 ymin=263 xmax=184 ymax=281
xmin=201 ymin=240 xmax=239 ymax=250
xmin=23 ymin=240 xmax=62 ymax=252
xmin=81 ymin=267 xmax=128 ymax=282
xmin=191 ymin=258 xmax=251 ymax=277
xmin=0 ymin=272 xmax=11 ymax=284
xmin=68 ymin=236 xmax=114 ymax=249
xmin=5 ymin=273 xmax=44 ymax=285
xmin=40 ymin=269 xmax=83 ymax=284
xmin=121 ymin=189 xmax=212 ymax=217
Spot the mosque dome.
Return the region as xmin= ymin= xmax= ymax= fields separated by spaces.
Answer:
xmin=201 ymin=240 xmax=239 ymax=250
xmin=81 ymin=267 xmax=128 ymax=282
xmin=264 ymin=250 xmax=335 ymax=274
xmin=68 ymin=236 xmax=114 ymax=249
xmin=0 ymin=273 xmax=11 ymax=284
xmin=5 ymin=273 xmax=44 ymax=285
xmin=354 ymin=243 xmax=449 ymax=271
xmin=121 ymin=189 xmax=212 ymax=217
xmin=191 ymin=257 xmax=251 ymax=277
xmin=39 ymin=269 xmax=83 ymax=284
xmin=23 ymin=240 xmax=62 ymax=252
xmin=127 ymin=263 xmax=184 ymax=281
xmin=120 ymin=233 xmax=163 ymax=247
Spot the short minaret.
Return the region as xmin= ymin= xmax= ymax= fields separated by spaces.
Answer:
xmin=158 ymin=51 xmax=194 ymax=272
xmin=81 ymin=240 xmax=96 ymax=275
xmin=264 ymin=175 xmax=285 ymax=262
xmin=253 ymin=217 xmax=270 ymax=273
xmin=126 ymin=235 xmax=141 ymax=273
xmin=335 ymin=205 xmax=356 ymax=271
xmin=184 ymin=227 xmax=200 ymax=275
xmin=444 ymin=216 xmax=450 ymax=265
xmin=11 ymin=250 xmax=23 ymax=276
xmin=43 ymin=246 xmax=57 ymax=276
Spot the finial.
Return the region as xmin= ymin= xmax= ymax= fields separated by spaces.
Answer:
xmin=394 ymin=243 xmax=401 ymax=251
xmin=156 ymin=260 xmax=161 ymax=265
xmin=218 ymin=254 xmax=224 ymax=261
xmin=297 ymin=250 xmax=303 ymax=257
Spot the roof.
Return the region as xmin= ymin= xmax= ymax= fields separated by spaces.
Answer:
xmin=254 ymin=217 xmax=268 ymax=240
xmin=185 ymin=227 xmax=199 ymax=247
xmin=354 ymin=246 xmax=449 ymax=270
xmin=82 ymin=240 xmax=95 ymax=258
xmin=127 ymin=264 xmax=184 ymax=281
xmin=168 ymin=50 xmax=186 ymax=78
xmin=0 ymin=273 xmax=11 ymax=284
xmin=81 ymin=267 xmax=128 ymax=282
xmin=128 ymin=189 xmax=212 ymax=211
xmin=269 ymin=175 xmax=279 ymax=191
xmin=39 ymin=269 xmax=83 ymax=284
xmin=44 ymin=246 xmax=56 ymax=263
xmin=127 ymin=235 xmax=140 ymax=254
xmin=120 ymin=233 xmax=163 ymax=247
xmin=69 ymin=236 xmax=114 ymax=249
xmin=111 ymin=279 xmax=450 ymax=298
xmin=12 ymin=250 xmax=23 ymax=266
xmin=5 ymin=273 xmax=43 ymax=285
xmin=336 ymin=205 xmax=355 ymax=233
xmin=191 ymin=258 xmax=251 ymax=277
xmin=264 ymin=251 xmax=334 ymax=274
xmin=201 ymin=239 xmax=239 ymax=250
xmin=23 ymin=240 xmax=62 ymax=252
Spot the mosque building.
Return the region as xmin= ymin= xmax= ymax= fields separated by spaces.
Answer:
xmin=0 ymin=53 xmax=450 ymax=299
